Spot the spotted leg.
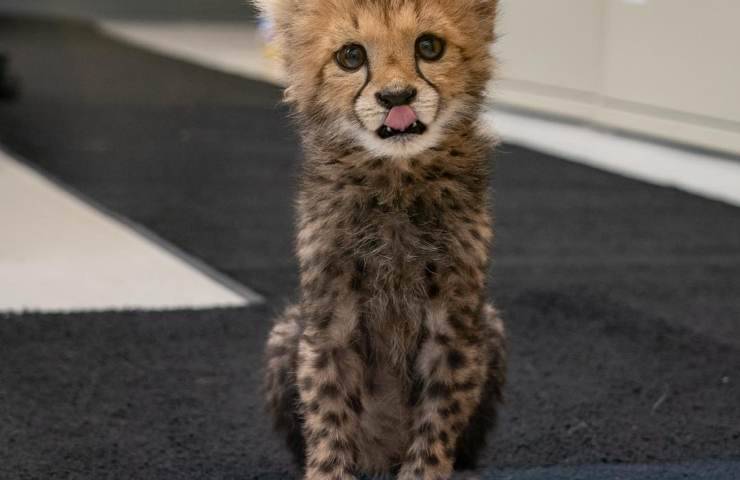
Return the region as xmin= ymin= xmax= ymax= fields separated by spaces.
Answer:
xmin=297 ymin=299 xmax=365 ymax=480
xmin=398 ymin=302 xmax=497 ymax=480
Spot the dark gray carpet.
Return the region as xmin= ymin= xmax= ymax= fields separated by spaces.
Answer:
xmin=0 ymin=0 xmax=255 ymax=22
xmin=1 ymin=16 xmax=739 ymax=479
xmin=489 ymin=461 xmax=740 ymax=480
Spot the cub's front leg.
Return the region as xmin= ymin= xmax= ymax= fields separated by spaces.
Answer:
xmin=399 ymin=301 xmax=491 ymax=480
xmin=296 ymin=298 xmax=364 ymax=480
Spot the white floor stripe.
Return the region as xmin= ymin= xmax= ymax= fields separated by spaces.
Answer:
xmin=98 ymin=21 xmax=740 ymax=209
xmin=0 ymin=148 xmax=259 ymax=313
xmin=100 ymin=21 xmax=284 ymax=85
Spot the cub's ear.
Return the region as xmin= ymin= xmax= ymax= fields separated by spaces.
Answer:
xmin=250 ymin=0 xmax=295 ymax=61
xmin=251 ymin=0 xmax=293 ymax=29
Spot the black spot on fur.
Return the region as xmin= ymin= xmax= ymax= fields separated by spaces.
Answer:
xmin=455 ymin=380 xmax=478 ymax=391
xmin=417 ymin=421 xmax=434 ymax=437
xmin=408 ymin=196 xmax=428 ymax=226
xmin=316 ymin=313 xmax=332 ymax=330
xmin=426 ymin=382 xmax=452 ymax=399
xmin=427 ymin=282 xmax=440 ymax=298
xmin=346 ymin=393 xmax=364 ymax=415
xmin=350 ymin=258 xmax=366 ymax=291
xmin=322 ymin=412 xmax=342 ymax=426
xmin=425 ymin=262 xmax=438 ymax=277
xmin=425 ymin=453 xmax=439 ymax=466
xmin=447 ymin=314 xmax=467 ymax=333
xmin=424 ymin=165 xmax=444 ymax=180
xmin=330 ymin=438 xmax=353 ymax=452
xmin=313 ymin=350 xmax=330 ymax=369
xmin=318 ymin=383 xmax=341 ymax=399
xmin=318 ymin=456 xmax=339 ymax=473
xmin=447 ymin=349 xmax=466 ymax=370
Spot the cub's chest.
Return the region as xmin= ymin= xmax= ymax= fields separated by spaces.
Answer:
xmin=297 ymin=162 xmax=489 ymax=297
xmin=331 ymin=187 xmax=457 ymax=295
xmin=335 ymin=187 xmax=448 ymax=258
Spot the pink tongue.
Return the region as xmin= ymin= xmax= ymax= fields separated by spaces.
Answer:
xmin=384 ymin=105 xmax=417 ymax=131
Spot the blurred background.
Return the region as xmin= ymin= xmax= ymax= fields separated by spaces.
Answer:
xmin=0 ymin=1 xmax=739 ymax=479
xmin=496 ymin=0 xmax=740 ymax=156
xmin=3 ymin=0 xmax=740 ymax=154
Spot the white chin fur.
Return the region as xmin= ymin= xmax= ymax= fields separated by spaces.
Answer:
xmin=342 ymin=104 xmax=461 ymax=159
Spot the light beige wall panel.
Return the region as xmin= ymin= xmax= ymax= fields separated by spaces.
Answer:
xmin=490 ymin=0 xmax=740 ymax=155
xmin=494 ymin=0 xmax=606 ymax=95
xmin=603 ymin=0 xmax=740 ymax=125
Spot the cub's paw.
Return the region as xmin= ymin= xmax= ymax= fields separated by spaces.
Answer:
xmin=397 ymin=467 xmax=451 ymax=480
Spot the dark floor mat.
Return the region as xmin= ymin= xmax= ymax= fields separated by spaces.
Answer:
xmin=1 ymin=15 xmax=739 ymax=478
xmin=488 ymin=461 xmax=740 ymax=480
xmin=0 ymin=0 xmax=255 ymax=22
xmin=1 ymin=306 xmax=739 ymax=478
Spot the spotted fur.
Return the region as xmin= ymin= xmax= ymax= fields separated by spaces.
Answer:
xmin=258 ymin=1 xmax=506 ymax=478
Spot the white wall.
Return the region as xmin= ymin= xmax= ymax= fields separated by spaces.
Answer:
xmin=492 ymin=0 xmax=740 ymax=156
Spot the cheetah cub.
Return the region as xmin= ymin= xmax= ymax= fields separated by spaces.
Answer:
xmin=259 ymin=0 xmax=506 ymax=478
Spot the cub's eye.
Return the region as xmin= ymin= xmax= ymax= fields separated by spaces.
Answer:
xmin=416 ymin=34 xmax=445 ymax=61
xmin=335 ymin=44 xmax=367 ymax=71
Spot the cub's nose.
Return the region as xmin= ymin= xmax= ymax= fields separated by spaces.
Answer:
xmin=375 ymin=87 xmax=417 ymax=108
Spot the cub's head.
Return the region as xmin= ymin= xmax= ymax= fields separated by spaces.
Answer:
xmin=256 ymin=0 xmax=497 ymax=158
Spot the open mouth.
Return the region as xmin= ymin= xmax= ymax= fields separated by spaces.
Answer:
xmin=376 ymin=105 xmax=427 ymax=139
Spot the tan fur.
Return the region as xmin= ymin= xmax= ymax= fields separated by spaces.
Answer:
xmin=258 ymin=1 xmax=506 ymax=478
